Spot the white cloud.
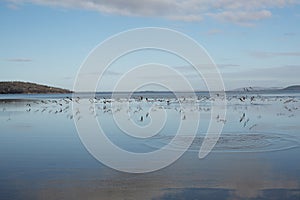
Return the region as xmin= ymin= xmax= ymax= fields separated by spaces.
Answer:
xmin=218 ymin=63 xmax=241 ymax=68
xmin=250 ymin=51 xmax=300 ymax=58
xmin=207 ymin=10 xmax=272 ymax=26
xmin=6 ymin=0 xmax=299 ymax=25
xmin=4 ymin=58 xmax=33 ymax=62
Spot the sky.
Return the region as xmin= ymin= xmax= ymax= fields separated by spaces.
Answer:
xmin=1 ymin=0 xmax=300 ymax=91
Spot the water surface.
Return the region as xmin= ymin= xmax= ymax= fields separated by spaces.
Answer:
xmin=0 ymin=92 xmax=300 ymax=200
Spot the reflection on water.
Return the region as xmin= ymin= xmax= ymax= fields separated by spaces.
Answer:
xmin=0 ymin=92 xmax=300 ymax=199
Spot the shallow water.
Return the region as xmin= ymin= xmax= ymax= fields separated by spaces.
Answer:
xmin=0 ymin=92 xmax=300 ymax=200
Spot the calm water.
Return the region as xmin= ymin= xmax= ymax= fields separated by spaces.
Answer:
xmin=0 ymin=92 xmax=300 ymax=200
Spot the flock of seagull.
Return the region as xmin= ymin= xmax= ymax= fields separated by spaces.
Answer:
xmin=0 ymin=92 xmax=299 ymax=132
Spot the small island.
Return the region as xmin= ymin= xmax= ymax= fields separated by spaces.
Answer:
xmin=0 ymin=81 xmax=72 ymax=94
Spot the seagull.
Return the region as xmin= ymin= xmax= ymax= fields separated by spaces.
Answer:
xmin=166 ymin=100 xmax=170 ymax=105
xmin=75 ymin=97 xmax=80 ymax=103
xmin=239 ymin=96 xmax=246 ymax=102
xmin=284 ymin=99 xmax=294 ymax=104
xmin=249 ymin=124 xmax=257 ymax=130
xmin=243 ymin=118 xmax=250 ymax=127
xmin=240 ymin=113 xmax=246 ymax=122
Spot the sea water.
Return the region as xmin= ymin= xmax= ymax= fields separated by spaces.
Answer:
xmin=0 ymin=92 xmax=299 ymax=199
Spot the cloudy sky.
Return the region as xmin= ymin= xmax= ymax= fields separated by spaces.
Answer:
xmin=1 ymin=0 xmax=300 ymax=91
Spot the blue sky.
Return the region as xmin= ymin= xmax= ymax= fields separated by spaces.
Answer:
xmin=1 ymin=0 xmax=300 ymax=91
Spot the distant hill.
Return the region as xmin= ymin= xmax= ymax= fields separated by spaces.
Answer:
xmin=0 ymin=81 xmax=72 ymax=94
xmin=232 ymin=85 xmax=300 ymax=92
xmin=282 ymin=85 xmax=300 ymax=91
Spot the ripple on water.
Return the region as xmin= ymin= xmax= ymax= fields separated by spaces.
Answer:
xmin=146 ymin=133 xmax=299 ymax=153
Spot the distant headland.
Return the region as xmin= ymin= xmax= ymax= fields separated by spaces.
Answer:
xmin=1 ymin=81 xmax=299 ymax=94
xmin=282 ymin=85 xmax=300 ymax=91
xmin=0 ymin=81 xmax=72 ymax=94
